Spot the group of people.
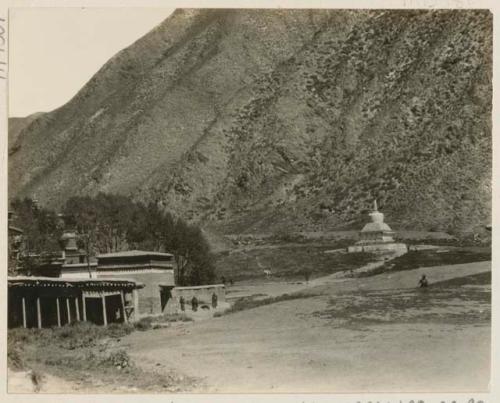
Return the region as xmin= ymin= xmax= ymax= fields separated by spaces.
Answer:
xmin=179 ymin=292 xmax=219 ymax=312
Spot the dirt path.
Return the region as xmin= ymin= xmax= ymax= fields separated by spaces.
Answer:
xmin=309 ymin=260 xmax=491 ymax=291
xmin=226 ymin=260 xmax=491 ymax=301
xmin=120 ymin=261 xmax=491 ymax=393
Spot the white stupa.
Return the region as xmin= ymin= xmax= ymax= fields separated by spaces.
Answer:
xmin=348 ymin=200 xmax=407 ymax=253
xmin=358 ymin=200 xmax=395 ymax=244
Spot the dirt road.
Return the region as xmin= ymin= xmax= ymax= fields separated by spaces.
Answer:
xmin=226 ymin=260 xmax=491 ymax=300
xmin=120 ymin=261 xmax=491 ymax=392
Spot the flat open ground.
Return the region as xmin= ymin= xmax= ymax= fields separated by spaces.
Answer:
xmin=119 ymin=260 xmax=491 ymax=393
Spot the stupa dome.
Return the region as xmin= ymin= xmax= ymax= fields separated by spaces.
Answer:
xmin=361 ymin=221 xmax=393 ymax=233
xmin=357 ymin=200 xmax=394 ymax=244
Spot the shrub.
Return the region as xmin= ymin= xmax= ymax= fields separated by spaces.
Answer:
xmin=102 ymin=350 xmax=132 ymax=369
xmin=105 ymin=322 xmax=135 ymax=338
xmin=7 ymin=346 xmax=24 ymax=370
xmin=8 ymin=322 xmax=135 ymax=353
xmin=134 ymin=317 xmax=153 ymax=331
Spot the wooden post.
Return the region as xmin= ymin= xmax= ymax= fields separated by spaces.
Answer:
xmin=36 ymin=297 xmax=42 ymax=329
xmin=82 ymin=296 xmax=87 ymax=321
xmin=56 ymin=298 xmax=61 ymax=327
xmin=101 ymin=295 xmax=107 ymax=326
xmin=133 ymin=289 xmax=139 ymax=321
xmin=120 ymin=291 xmax=128 ymax=323
xmin=66 ymin=298 xmax=71 ymax=324
xmin=75 ymin=297 xmax=80 ymax=321
xmin=21 ymin=297 xmax=27 ymax=328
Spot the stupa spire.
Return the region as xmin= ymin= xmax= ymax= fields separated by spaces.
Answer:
xmin=373 ymin=199 xmax=378 ymax=212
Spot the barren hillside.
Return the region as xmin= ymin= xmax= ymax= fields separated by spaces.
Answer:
xmin=9 ymin=9 xmax=492 ymax=237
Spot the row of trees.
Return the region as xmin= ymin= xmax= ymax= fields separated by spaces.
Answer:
xmin=9 ymin=194 xmax=216 ymax=286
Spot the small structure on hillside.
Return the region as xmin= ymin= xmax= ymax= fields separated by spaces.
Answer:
xmin=348 ymin=200 xmax=407 ymax=254
xmin=8 ymin=276 xmax=143 ymax=328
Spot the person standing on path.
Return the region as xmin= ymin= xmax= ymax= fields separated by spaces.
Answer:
xmin=418 ymin=274 xmax=429 ymax=288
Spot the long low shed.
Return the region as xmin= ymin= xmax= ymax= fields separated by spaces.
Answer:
xmin=8 ymin=276 xmax=144 ymax=328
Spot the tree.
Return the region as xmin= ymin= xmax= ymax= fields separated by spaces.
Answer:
xmin=126 ymin=202 xmax=174 ymax=252
xmin=63 ymin=195 xmax=100 ymax=264
xmin=10 ymin=198 xmax=63 ymax=275
xmin=63 ymin=193 xmax=136 ymax=254
xmin=171 ymin=220 xmax=215 ymax=286
xmin=94 ymin=193 xmax=134 ymax=252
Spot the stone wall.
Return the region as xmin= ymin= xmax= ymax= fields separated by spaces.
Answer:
xmin=166 ymin=285 xmax=226 ymax=313
xmin=97 ymin=271 xmax=175 ymax=316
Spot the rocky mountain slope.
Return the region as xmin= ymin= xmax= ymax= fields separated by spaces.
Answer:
xmin=8 ymin=112 xmax=44 ymax=154
xmin=9 ymin=9 xmax=492 ymax=236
